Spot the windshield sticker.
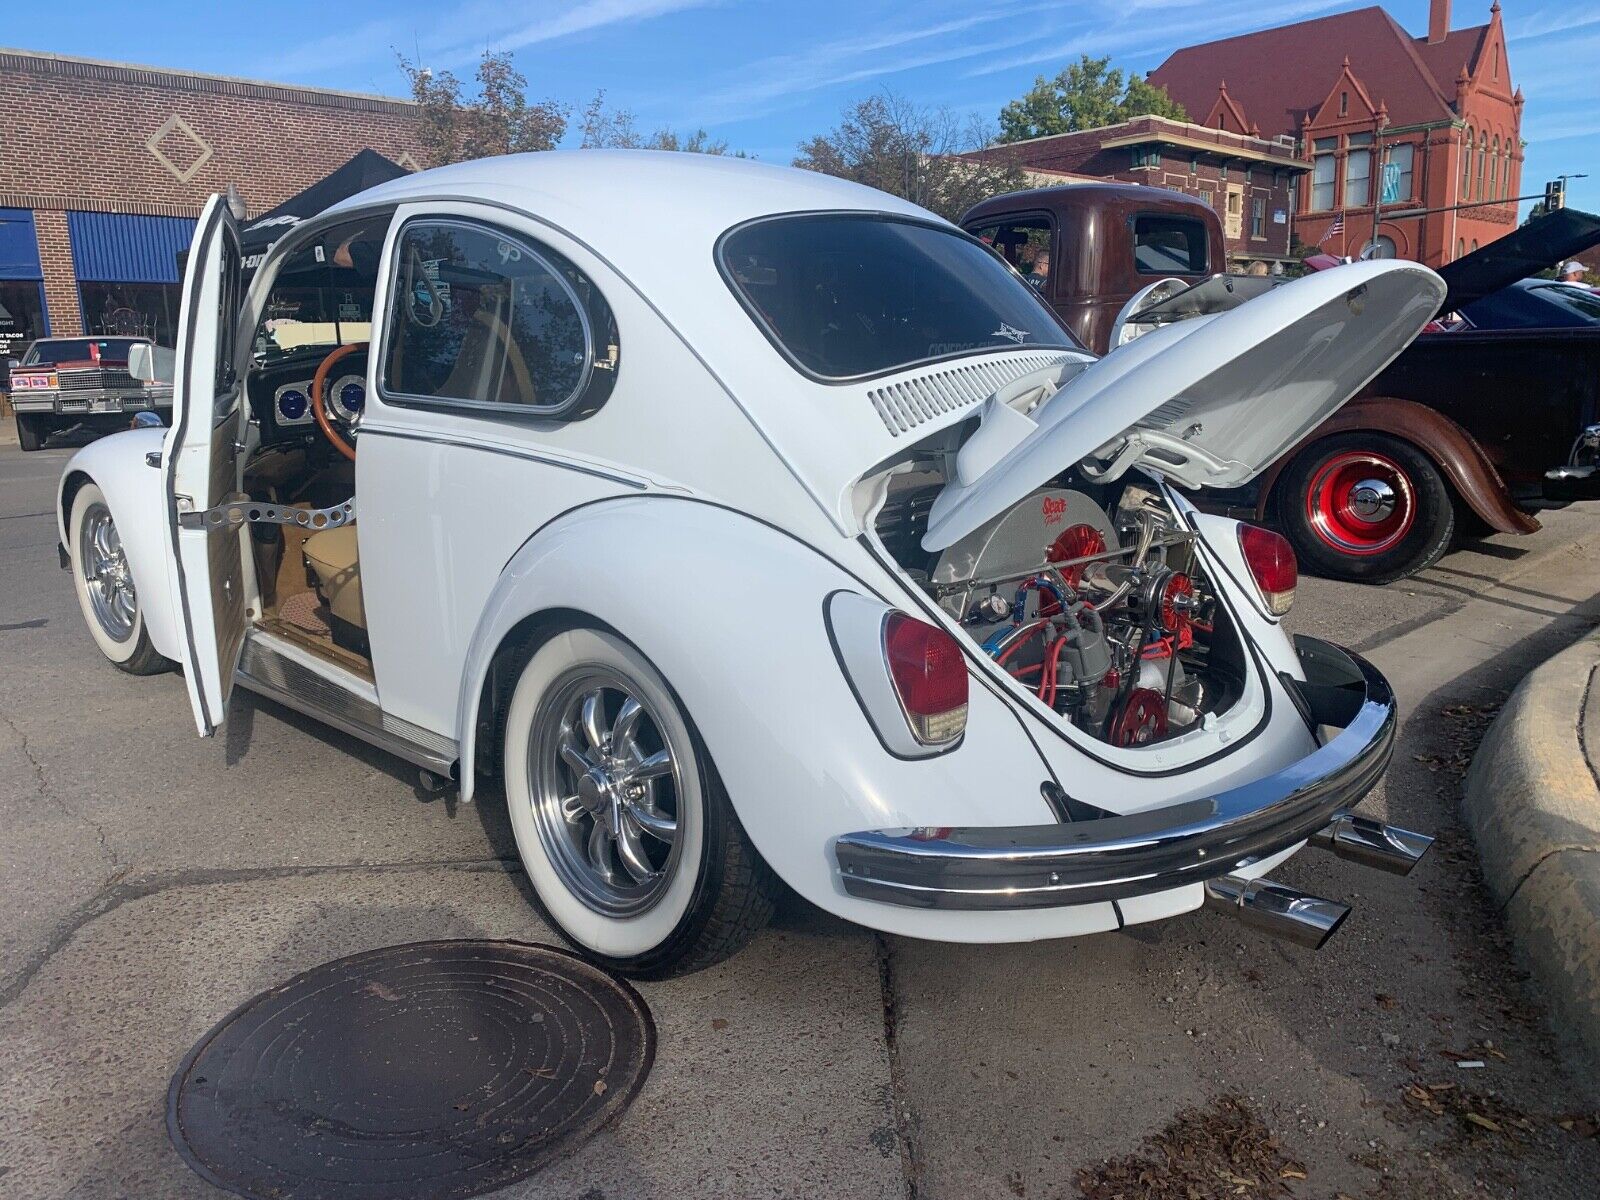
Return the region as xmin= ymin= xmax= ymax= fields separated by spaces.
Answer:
xmin=991 ymin=323 xmax=1031 ymax=345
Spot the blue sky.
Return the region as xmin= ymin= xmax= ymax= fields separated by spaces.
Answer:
xmin=6 ymin=1 xmax=1596 ymax=213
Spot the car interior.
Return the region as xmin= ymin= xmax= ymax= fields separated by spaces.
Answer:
xmin=239 ymin=213 xmax=391 ymax=678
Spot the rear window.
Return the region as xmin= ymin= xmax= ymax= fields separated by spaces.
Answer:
xmin=718 ymin=214 xmax=1077 ymax=381
xmin=1133 ymin=215 xmax=1209 ymax=276
xmin=23 ymin=338 xmax=140 ymax=365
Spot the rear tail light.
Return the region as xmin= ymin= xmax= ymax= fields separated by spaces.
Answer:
xmin=1238 ymin=524 xmax=1297 ymax=616
xmin=883 ymin=612 xmax=969 ymax=745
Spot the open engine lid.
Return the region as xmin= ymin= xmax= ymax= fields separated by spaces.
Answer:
xmin=922 ymin=259 xmax=1445 ymax=552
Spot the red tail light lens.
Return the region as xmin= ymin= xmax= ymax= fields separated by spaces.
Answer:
xmin=883 ymin=613 xmax=969 ymax=745
xmin=1238 ymin=524 xmax=1297 ymax=615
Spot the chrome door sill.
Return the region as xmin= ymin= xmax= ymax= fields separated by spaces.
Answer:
xmin=235 ymin=633 xmax=457 ymax=777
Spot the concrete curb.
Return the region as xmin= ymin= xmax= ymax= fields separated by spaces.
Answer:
xmin=1464 ymin=627 xmax=1600 ymax=1063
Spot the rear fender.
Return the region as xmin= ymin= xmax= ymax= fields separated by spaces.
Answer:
xmin=455 ymin=496 xmax=1103 ymax=939
xmin=1256 ymin=398 xmax=1538 ymax=536
xmin=56 ymin=428 xmax=182 ymax=661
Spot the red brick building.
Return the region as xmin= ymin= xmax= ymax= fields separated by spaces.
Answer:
xmin=0 ymin=48 xmax=423 ymax=357
xmin=972 ymin=115 xmax=1311 ymax=268
xmin=1149 ymin=0 xmax=1522 ymax=267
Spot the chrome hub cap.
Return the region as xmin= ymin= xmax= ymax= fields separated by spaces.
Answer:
xmin=81 ymin=503 xmax=136 ymax=641
xmin=529 ymin=669 xmax=682 ymax=917
xmin=1347 ymin=478 xmax=1397 ymax=523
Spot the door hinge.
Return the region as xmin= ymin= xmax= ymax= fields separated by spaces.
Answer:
xmin=179 ymin=495 xmax=355 ymax=532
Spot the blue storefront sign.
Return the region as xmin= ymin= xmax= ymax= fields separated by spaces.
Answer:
xmin=0 ymin=208 xmax=47 ymax=358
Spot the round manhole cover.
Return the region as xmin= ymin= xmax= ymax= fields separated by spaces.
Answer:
xmin=167 ymin=940 xmax=655 ymax=1200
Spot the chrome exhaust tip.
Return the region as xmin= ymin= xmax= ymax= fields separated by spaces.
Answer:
xmin=1310 ymin=812 xmax=1434 ymax=876
xmin=1203 ymin=874 xmax=1351 ymax=950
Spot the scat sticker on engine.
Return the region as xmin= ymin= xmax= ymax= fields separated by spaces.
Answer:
xmin=1040 ymin=494 xmax=1068 ymax=526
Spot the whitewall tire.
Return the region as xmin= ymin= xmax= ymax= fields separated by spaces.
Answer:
xmin=68 ymin=483 xmax=173 ymax=675
xmin=502 ymin=626 xmax=776 ymax=977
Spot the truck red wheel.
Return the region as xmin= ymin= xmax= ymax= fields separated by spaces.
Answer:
xmin=1304 ymin=450 xmax=1417 ymax=556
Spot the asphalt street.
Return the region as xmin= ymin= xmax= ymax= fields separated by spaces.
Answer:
xmin=2 ymin=439 xmax=1599 ymax=1199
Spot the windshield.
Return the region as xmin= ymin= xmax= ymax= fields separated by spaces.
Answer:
xmin=23 ymin=338 xmax=139 ymax=366
xmin=251 ymin=216 xmax=387 ymax=361
xmin=718 ymin=214 xmax=1078 ymax=380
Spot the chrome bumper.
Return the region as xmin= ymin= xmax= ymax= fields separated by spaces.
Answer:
xmin=834 ymin=636 xmax=1400 ymax=910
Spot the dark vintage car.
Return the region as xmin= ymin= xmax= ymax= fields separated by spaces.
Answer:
xmin=962 ymin=184 xmax=1600 ymax=583
xmin=8 ymin=336 xmax=173 ymax=452
xmin=962 ymin=183 xmax=1227 ymax=355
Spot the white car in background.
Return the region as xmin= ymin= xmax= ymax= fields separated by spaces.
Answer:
xmin=55 ymin=152 xmax=1438 ymax=976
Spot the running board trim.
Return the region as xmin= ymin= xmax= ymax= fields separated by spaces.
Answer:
xmin=235 ymin=635 xmax=457 ymax=777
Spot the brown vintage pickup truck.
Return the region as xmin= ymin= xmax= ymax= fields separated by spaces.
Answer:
xmin=961 ymin=185 xmax=1600 ymax=583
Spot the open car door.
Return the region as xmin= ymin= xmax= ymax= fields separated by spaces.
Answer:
xmin=164 ymin=194 xmax=248 ymax=736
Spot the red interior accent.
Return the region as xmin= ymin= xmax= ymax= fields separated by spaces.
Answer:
xmin=1045 ymin=523 xmax=1107 ymax=592
xmin=884 ymin=613 xmax=969 ymax=718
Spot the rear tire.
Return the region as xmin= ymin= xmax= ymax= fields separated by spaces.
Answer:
xmin=68 ymin=482 xmax=174 ymax=675
xmin=502 ymin=627 xmax=777 ymax=978
xmin=1278 ymin=433 xmax=1454 ymax=584
xmin=15 ymin=414 xmax=48 ymax=452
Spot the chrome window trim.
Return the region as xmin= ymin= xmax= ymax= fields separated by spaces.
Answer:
xmin=377 ymin=215 xmax=598 ymax=420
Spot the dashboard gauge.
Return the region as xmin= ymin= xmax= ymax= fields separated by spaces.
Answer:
xmin=332 ymin=375 xmax=366 ymax=420
xmin=275 ymin=384 xmax=311 ymax=423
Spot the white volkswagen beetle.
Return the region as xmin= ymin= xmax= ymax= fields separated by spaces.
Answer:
xmin=56 ymin=151 xmax=1441 ymax=976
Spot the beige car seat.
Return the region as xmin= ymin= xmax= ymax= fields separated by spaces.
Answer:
xmin=301 ymin=524 xmax=364 ymax=629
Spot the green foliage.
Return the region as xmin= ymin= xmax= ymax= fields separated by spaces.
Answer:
xmin=998 ymin=55 xmax=1186 ymax=143
xmin=396 ymin=51 xmax=568 ymax=166
xmin=794 ymin=92 xmax=1027 ymax=220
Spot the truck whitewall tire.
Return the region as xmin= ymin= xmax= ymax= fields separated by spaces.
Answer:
xmin=68 ymin=482 xmax=173 ymax=675
xmin=502 ymin=626 xmax=777 ymax=977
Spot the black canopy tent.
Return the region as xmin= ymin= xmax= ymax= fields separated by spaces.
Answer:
xmin=240 ymin=149 xmax=410 ymax=273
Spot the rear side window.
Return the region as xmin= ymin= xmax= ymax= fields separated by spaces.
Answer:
xmin=383 ymin=220 xmax=613 ymax=418
xmin=966 ymin=214 xmax=1055 ymax=296
xmin=1133 ymin=215 xmax=1209 ymax=275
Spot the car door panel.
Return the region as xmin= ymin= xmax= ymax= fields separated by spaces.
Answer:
xmin=164 ymin=194 xmax=249 ymax=736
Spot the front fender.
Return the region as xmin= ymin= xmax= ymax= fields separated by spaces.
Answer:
xmin=56 ymin=428 xmax=181 ymax=661
xmin=1254 ymin=398 xmax=1539 ymax=536
xmin=455 ymin=496 xmax=1106 ymax=940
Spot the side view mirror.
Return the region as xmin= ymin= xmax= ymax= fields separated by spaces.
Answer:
xmin=5 ymin=357 xmax=17 ymax=371
xmin=128 ymin=343 xmax=176 ymax=384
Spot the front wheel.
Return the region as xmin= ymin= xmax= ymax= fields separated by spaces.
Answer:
xmin=1277 ymin=433 xmax=1455 ymax=584
xmin=68 ymin=482 xmax=174 ymax=674
xmin=502 ymin=627 xmax=777 ymax=978
xmin=15 ymin=413 xmax=50 ymax=452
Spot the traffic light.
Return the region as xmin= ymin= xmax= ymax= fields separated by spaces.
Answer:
xmin=1545 ymin=179 xmax=1567 ymax=211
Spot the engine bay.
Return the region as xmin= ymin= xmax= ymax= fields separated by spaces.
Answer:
xmin=874 ymin=473 xmax=1247 ymax=750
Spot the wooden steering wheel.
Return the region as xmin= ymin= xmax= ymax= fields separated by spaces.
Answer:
xmin=311 ymin=341 xmax=368 ymax=462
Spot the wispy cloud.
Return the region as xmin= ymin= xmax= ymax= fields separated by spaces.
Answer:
xmin=1507 ymin=9 xmax=1600 ymax=43
xmin=434 ymin=0 xmax=720 ymax=65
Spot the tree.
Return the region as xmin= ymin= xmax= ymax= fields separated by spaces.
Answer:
xmin=578 ymin=90 xmax=743 ymax=155
xmin=397 ymin=50 xmax=568 ymax=166
xmin=997 ymin=54 xmax=1185 ymax=143
xmin=793 ymin=92 xmax=1027 ymax=220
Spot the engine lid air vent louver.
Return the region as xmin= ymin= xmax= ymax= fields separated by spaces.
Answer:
xmin=867 ymin=353 xmax=1075 ymax=436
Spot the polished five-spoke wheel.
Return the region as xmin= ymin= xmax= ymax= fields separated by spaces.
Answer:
xmin=67 ymin=481 xmax=173 ymax=675
xmin=1279 ymin=432 xmax=1455 ymax=584
xmin=501 ymin=626 xmax=778 ymax=978
xmin=531 ymin=671 xmax=682 ymax=916
xmin=80 ymin=502 xmax=138 ymax=641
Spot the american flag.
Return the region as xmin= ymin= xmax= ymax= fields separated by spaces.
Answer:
xmin=1323 ymin=212 xmax=1345 ymax=242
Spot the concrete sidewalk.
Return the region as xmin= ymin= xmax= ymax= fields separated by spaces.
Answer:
xmin=1464 ymin=628 xmax=1600 ymax=1065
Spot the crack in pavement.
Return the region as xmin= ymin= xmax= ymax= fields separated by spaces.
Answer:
xmin=0 ymin=705 xmax=118 ymax=872
xmin=0 ymin=854 xmax=521 ymax=1012
xmin=876 ymin=933 xmax=923 ymax=1200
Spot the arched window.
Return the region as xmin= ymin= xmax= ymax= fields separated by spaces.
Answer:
xmin=1503 ymin=144 xmax=1514 ymax=199
xmin=1489 ymin=136 xmax=1499 ymax=198
xmin=1478 ymin=132 xmax=1488 ymax=200
xmin=1456 ymin=238 xmax=1465 ymax=260
xmin=1463 ymin=126 xmax=1474 ymax=198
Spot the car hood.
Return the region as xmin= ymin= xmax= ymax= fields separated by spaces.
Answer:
xmin=922 ymin=259 xmax=1445 ymax=552
xmin=1437 ymin=207 xmax=1600 ymax=312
